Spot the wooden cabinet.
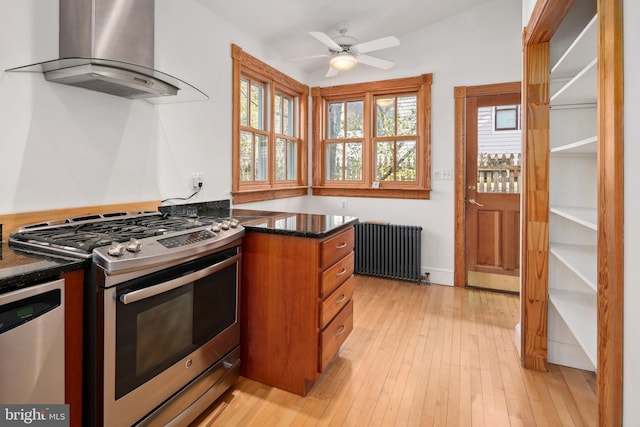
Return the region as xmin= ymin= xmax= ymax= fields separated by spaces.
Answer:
xmin=240 ymin=226 xmax=355 ymax=396
xmin=60 ymin=269 xmax=84 ymax=427
xmin=547 ymin=6 xmax=597 ymax=371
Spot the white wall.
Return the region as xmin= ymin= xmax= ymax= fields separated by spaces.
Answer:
xmin=0 ymin=0 xmax=161 ymax=212
xmin=0 ymin=0 xmax=304 ymax=213
xmin=243 ymin=0 xmax=523 ymax=285
xmin=624 ymin=0 xmax=639 ymax=424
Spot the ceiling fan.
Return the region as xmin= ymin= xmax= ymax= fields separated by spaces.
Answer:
xmin=302 ymin=23 xmax=400 ymax=77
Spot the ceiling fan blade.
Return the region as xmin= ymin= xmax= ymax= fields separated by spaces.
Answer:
xmin=288 ymin=53 xmax=330 ymax=61
xmin=325 ymin=66 xmax=339 ymax=78
xmin=357 ymin=54 xmax=394 ymax=70
xmin=353 ymin=36 xmax=400 ymax=54
xmin=309 ymin=31 xmax=342 ymax=51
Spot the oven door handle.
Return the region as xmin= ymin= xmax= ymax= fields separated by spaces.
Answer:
xmin=118 ymin=255 xmax=240 ymax=305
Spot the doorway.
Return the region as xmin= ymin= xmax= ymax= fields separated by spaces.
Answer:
xmin=453 ymin=83 xmax=521 ymax=292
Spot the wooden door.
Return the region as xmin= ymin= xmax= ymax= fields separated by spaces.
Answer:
xmin=465 ymin=93 xmax=521 ymax=292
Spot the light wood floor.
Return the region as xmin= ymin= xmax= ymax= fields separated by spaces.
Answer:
xmin=192 ymin=275 xmax=596 ymax=427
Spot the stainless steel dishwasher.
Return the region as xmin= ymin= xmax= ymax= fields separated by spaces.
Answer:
xmin=0 ymin=278 xmax=65 ymax=403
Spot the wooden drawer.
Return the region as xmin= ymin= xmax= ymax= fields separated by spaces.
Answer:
xmin=320 ymin=251 xmax=354 ymax=298
xmin=319 ymin=299 xmax=353 ymax=372
xmin=319 ymin=275 xmax=354 ymax=329
xmin=320 ymin=227 xmax=354 ymax=270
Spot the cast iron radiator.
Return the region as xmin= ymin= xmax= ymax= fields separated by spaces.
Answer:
xmin=354 ymin=222 xmax=423 ymax=282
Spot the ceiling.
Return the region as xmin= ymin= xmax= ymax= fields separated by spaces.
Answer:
xmin=196 ymin=0 xmax=495 ymax=74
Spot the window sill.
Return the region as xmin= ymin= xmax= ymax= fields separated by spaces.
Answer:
xmin=232 ymin=186 xmax=309 ymax=204
xmin=311 ymin=186 xmax=431 ymax=200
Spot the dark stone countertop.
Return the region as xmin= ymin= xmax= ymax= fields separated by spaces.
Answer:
xmin=0 ymin=241 xmax=88 ymax=294
xmin=159 ymin=203 xmax=358 ymax=238
xmin=232 ymin=209 xmax=358 ymax=238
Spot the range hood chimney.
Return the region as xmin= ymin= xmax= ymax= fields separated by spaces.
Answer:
xmin=6 ymin=0 xmax=207 ymax=103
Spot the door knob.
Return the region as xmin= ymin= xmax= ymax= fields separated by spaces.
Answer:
xmin=468 ymin=198 xmax=484 ymax=207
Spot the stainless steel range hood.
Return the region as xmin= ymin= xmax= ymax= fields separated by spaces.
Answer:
xmin=6 ymin=0 xmax=208 ymax=104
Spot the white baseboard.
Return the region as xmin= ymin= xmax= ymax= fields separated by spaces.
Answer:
xmin=422 ymin=266 xmax=453 ymax=286
xmin=548 ymin=339 xmax=595 ymax=371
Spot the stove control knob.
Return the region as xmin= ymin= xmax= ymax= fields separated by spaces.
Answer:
xmin=229 ymin=218 xmax=239 ymax=228
xmin=221 ymin=220 xmax=230 ymax=230
xmin=211 ymin=222 xmax=222 ymax=232
xmin=126 ymin=238 xmax=142 ymax=253
xmin=107 ymin=243 xmax=126 ymax=257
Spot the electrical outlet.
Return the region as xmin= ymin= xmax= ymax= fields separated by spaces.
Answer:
xmin=434 ymin=169 xmax=442 ymax=180
xmin=339 ymin=200 xmax=347 ymax=210
xmin=192 ymin=173 xmax=203 ymax=189
xmin=442 ymin=169 xmax=453 ymax=180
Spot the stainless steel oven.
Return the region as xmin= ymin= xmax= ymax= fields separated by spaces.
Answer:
xmin=88 ymin=224 xmax=244 ymax=427
xmin=9 ymin=212 xmax=244 ymax=427
xmin=97 ymin=245 xmax=241 ymax=427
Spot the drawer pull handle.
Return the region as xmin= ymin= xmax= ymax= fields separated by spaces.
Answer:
xmin=335 ymin=294 xmax=346 ymax=304
xmin=336 ymin=268 xmax=347 ymax=276
xmin=336 ymin=325 xmax=346 ymax=336
xmin=336 ymin=242 xmax=347 ymax=249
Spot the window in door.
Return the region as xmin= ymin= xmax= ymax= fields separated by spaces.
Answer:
xmin=477 ymin=105 xmax=522 ymax=193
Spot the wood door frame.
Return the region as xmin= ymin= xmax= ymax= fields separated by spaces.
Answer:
xmin=453 ymin=82 xmax=522 ymax=288
xmin=521 ymin=0 xmax=624 ymax=425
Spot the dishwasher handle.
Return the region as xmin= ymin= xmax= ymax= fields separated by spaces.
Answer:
xmin=0 ymin=289 xmax=61 ymax=335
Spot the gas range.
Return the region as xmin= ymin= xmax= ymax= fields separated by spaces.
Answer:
xmin=9 ymin=211 xmax=244 ymax=274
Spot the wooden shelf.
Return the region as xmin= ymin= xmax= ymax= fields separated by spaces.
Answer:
xmin=551 ymin=58 xmax=597 ymax=106
xmin=548 ymin=289 xmax=597 ymax=367
xmin=550 ymin=206 xmax=597 ymax=230
xmin=551 ymin=14 xmax=598 ymax=79
xmin=550 ymin=136 xmax=597 ymax=154
xmin=549 ymin=243 xmax=597 ymax=291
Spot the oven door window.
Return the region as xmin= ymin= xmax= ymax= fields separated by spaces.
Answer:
xmin=114 ymin=260 xmax=237 ymax=399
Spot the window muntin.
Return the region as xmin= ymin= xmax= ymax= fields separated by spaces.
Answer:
xmin=373 ymin=94 xmax=418 ymax=183
xmin=274 ymin=91 xmax=297 ymax=182
xmin=275 ymin=137 xmax=297 ymax=181
xmin=240 ymin=77 xmax=265 ymax=130
xmin=328 ymin=100 xmax=364 ymax=139
xmin=275 ymin=92 xmax=295 ymax=137
xmin=239 ymin=77 xmax=268 ymax=183
xmin=375 ymin=140 xmax=417 ymax=181
xmin=239 ymin=131 xmax=268 ymax=181
xmin=326 ymin=99 xmax=364 ymax=182
xmin=326 ymin=141 xmax=363 ymax=181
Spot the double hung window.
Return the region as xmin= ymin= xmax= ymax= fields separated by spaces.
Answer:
xmin=232 ymin=45 xmax=308 ymax=204
xmin=312 ymin=74 xmax=432 ymax=199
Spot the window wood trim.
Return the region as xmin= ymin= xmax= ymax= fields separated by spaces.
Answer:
xmin=231 ymin=44 xmax=309 ymax=204
xmin=311 ymin=74 xmax=432 ymax=199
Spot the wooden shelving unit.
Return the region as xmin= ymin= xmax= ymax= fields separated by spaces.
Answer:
xmin=547 ymin=9 xmax=597 ymax=372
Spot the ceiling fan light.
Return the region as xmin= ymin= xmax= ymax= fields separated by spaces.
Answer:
xmin=330 ymin=52 xmax=357 ymax=71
